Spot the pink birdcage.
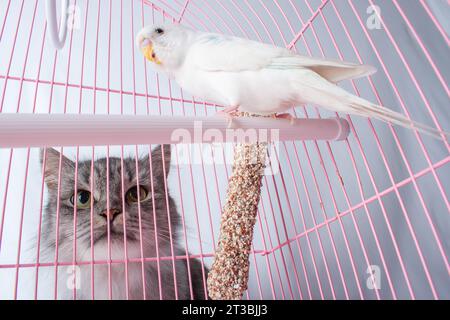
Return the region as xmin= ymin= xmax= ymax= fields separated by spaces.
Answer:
xmin=0 ymin=0 xmax=448 ymax=300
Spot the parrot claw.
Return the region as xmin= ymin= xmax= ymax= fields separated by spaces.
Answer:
xmin=216 ymin=106 xmax=240 ymax=129
xmin=274 ymin=113 xmax=296 ymax=125
xmin=216 ymin=111 xmax=235 ymax=129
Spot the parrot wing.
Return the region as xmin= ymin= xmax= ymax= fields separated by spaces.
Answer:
xmin=189 ymin=33 xmax=285 ymax=72
xmin=188 ymin=33 xmax=376 ymax=82
xmin=267 ymin=56 xmax=377 ymax=83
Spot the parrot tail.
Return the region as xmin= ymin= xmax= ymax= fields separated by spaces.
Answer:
xmin=296 ymin=74 xmax=448 ymax=141
xmin=346 ymin=95 xmax=449 ymax=141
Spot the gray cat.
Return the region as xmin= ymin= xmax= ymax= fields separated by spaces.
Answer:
xmin=39 ymin=145 xmax=207 ymax=300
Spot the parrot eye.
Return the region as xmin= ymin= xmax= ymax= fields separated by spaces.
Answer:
xmin=154 ymin=28 xmax=164 ymax=35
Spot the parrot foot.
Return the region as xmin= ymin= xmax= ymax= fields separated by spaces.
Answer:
xmin=273 ymin=113 xmax=296 ymax=125
xmin=216 ymin=106 xmax=240 ymax=129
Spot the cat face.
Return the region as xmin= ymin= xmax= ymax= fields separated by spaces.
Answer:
xmin=40 ymin=145 xmax=177 ymax=259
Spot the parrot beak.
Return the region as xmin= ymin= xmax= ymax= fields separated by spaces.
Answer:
xmin=139 ymin=38 xmax=162 ymax=65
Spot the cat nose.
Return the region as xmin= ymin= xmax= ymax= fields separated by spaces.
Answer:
xmin=99 ymin=209 xmax=121 ymax=221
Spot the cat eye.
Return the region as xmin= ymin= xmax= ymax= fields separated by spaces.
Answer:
xmin=70 ymin=190 xmax=92 ymax=209
xmin=126 ymin=186 xmax=148 ymax=203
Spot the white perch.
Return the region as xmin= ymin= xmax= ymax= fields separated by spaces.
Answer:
xmin=0 ymin=114 xmax=350 ymax=148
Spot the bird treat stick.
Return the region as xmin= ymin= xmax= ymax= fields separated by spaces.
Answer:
xmin=207 ymin=114 xmax=269 ymax=300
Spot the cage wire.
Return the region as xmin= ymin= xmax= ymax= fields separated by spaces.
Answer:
xmin=0 ymin=0 xmax=449 ymax=300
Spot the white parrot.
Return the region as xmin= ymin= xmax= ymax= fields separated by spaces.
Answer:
xmin=136 ymin=23 xmax=448 ymax=140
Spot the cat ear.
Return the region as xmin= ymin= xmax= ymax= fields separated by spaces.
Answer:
xmin=150 ymin=144 xmax=171 ymax=178
xmin=40 ymin=148 xmax=74 ymax=189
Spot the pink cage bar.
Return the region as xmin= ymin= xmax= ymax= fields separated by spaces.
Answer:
xmin=0 ymin=0 xmax=449 ymax=300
